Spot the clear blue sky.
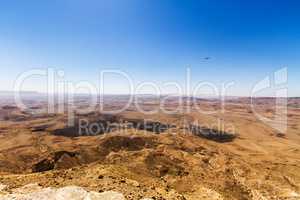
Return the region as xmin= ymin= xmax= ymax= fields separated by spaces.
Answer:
xmin=0 ymin=0 xmax=299 ymax=96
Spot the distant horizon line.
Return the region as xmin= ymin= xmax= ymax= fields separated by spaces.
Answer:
xmin=0 ymin=90 xmax=299 ymax=98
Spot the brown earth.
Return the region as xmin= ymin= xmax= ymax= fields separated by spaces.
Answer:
xmin=0 ymin=97 xmax=299 ymax=199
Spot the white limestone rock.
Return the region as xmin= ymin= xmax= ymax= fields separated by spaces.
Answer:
xmin=0 ymin=185 xmax=125 ymax=200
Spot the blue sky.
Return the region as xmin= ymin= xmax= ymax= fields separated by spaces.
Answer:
xmin=0 ymin=0 xmax=299 ymax=96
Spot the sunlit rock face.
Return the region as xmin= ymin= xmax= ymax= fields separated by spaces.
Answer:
xmin=0 ymin=185 xmax=125 ymax=200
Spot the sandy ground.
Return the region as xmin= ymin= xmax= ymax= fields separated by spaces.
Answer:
xmin=0 ymin=97 xmax=299 ymax=199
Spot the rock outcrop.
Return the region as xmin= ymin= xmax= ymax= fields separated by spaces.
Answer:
xmin=0 ymin=184 xmax=125 ymax=200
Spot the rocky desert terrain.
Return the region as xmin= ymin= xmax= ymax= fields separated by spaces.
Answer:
xmin=0 ymin=95 xmax=299 ymax=200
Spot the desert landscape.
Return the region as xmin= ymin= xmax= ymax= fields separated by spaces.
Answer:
xmin=1 ymin=1 xmax=300 ymax=199
xmin=0 ymin=95 xmax=299 ymax=199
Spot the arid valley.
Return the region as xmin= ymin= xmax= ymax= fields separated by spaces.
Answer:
xmin=0 ymin=95 xmax=299 ymax=199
